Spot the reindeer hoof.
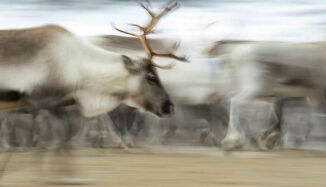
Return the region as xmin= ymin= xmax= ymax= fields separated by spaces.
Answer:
xmin=221 ymin=138 xmax=243 ymax=150
xmin=123 ymin=136 xmax=135 ymax=147
xmin=265 ymin=131 xmax=282 ymax=150
xmin=200 ymin=132 xmax=221 ymax=147
xmin=255 ymin=130 xmax=282 ymax=150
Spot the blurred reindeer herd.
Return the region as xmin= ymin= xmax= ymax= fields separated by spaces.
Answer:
xmin=0 ymin=0 xmax=326 ymax=154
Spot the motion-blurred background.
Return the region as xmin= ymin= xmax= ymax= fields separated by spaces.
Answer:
xmin=1 ymin=1 xmax=326 ymax=186
xmin=0 ymin=0 xmax=325 ymax=41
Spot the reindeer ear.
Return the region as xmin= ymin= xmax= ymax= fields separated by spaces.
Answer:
xmin=122 ymin=55 xmax=140 ymax=74
xmin=121 ymin=55 xmax=146 ymax=74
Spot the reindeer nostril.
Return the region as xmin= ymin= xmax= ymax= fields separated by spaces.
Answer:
xmin=162 ymin=101 xmax=174 ymax=114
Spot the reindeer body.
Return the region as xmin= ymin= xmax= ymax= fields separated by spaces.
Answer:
xmin=0 ymin=25 xmax=173 ymax=117
xmin=208 ymin=41 xmax=326 ymax=97
xmin=206 ymin=40 xmax=326 ymax=149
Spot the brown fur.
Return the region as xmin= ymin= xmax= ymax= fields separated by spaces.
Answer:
xmin=0 ymin=25 xmax=74 ymax=110
xmin=0 ymin=25 xmax=70 ymax=65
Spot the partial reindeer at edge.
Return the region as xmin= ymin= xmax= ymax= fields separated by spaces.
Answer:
xmin=206 ymin=40 xmax=326 ymax=150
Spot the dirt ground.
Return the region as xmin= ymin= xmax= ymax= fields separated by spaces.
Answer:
xmin=0 ymin=147 xmax=326 ymax=187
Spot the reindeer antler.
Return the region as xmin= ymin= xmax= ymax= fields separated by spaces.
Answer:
xmin=112 ymin=0 xmax=187 ymax=69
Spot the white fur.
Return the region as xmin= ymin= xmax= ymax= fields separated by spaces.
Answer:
xmin=207 ymin=41 xmax=326 ymax=149
xmin=54 ymin=34 xmax=147 ymax=117
xmin=75 ymin=89 xmax=120 ymax=118
xmin=0 ymin=64 xmax=47 ymax=93
xmin=0 ymin=28 xmax=144 ymax=117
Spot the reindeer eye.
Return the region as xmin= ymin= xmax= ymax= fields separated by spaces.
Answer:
xmin=146 ymin=72 xmax=158 ymax=84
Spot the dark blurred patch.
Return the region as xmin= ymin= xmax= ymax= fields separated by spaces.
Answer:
xmin=0 ymin=91 xmax=21 ymax=101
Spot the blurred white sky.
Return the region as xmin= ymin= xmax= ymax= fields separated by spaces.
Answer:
xmin=0 ymin=0 xmax=325 ymax=42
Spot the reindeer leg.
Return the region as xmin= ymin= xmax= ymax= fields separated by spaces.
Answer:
xmin=21 ymin=92 xmax=88 ymax=185
xmin=222 ymin=59 xmax=273 ymax=150
xmin=99 ymin=114 xmax=128 ymax=149
xmin=252 ymin=98 xmax=282 ymax=150
xmin=221 ymin=97 xmax=246 ymax=150
xmin=254 ymin=97 xmax=305 ymax=150
xmin=121 ymin=124 xmax=135 ymax=147
xmin=45 ymin=108 xmax=90 ymax=185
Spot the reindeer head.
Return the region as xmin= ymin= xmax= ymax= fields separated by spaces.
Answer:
xmin=113 ymin=0 xmax=187 ymax=117
xmin=121 ymin=56 xmax=173 ymax=117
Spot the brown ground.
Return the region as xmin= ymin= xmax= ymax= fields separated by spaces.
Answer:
xmin=0 ymin=147 xmax=326 ymax=187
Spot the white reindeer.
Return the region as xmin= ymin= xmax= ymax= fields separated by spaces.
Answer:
xmin=0 ymin=1 xmax=190 ymax=185
xmin=0 ymin=1 xmax=187 ymax=119
xmin=205 ymin=40 xmax=326 ymax=149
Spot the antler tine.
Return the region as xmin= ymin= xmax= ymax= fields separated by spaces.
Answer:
xmin=141 ymin=0 xmax=179 ymax=34
xmin=112 ymin=23 xmax=154 ymax=58
xmin=128 ymin=23 xmax=145 ymax=32
xmin=153 ymin=40 xmax=189 ymax=62
xmin=157 ymin=0 xmax=179 ymax=19
xmin=162 ymin=0 xmax=178 ymax=9
xmin=145 ymin=0 xmax=152 ymax=7
xmin=141 ymin=1 xmax=155 ymax=17
xmin=112 ymin=0 xmax=187 ymax=69
xmin=152 ymin=52 xmax=188 ymax=62
xmin=128 ymin=24 xmax=157 ymax=35
xmin=111 ymin=22 xmax=139 ymax=38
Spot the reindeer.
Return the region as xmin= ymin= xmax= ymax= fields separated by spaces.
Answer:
xmin=205 ymin=40 xmax=326 ymax=150
xmin=0 ymin=1 xmax=189 ymax=184
xmin=88 ymin=35 xmax=230 ymax=147
xmin=0 ymin=0 xmax=187 ymax=119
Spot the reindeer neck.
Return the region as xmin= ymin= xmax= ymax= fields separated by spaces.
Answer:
xmin=53 ymin=34 xmax=131 ymax=94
